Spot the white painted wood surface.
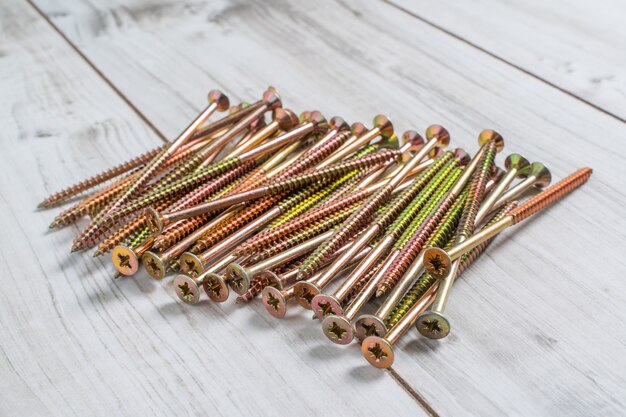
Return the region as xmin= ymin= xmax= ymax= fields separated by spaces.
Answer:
xmin=2 ymin=0 xmax=626 ymax=415
xmin=387 ymin=0 xmax=626 ymax=121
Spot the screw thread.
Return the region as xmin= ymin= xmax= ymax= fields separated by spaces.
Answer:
xmin=376 ymin=170 xmax=462 ymax=295
xmin=510 ymin=167 xmax=592 ymax=224
xmin=248 ymin=204 xmax=359 ymax=263
xmin=238 ymin=186 xmax=370 ymax=257
xmin=265 ymin=150 xmax=399 ymax=196
xmin=374 ymin=152 xmax=455 ymax=232
xmin=385 ymin=202 xmax=517 ymax=327
xmin=386 ymin=159 xmax=459 ymax=243
xmin=39 ymin=144 xmax=165 ymax=208
xmin=457 ymin=142 xmax=496 ymax=238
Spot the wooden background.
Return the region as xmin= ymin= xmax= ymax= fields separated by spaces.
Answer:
xmin=1 ymin=0 xmax=625 ymax=415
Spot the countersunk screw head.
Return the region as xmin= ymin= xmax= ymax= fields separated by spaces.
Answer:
xmin=293 ymin=282 xmax=321 ymax=310
xmin=145 ymin=207 xmax=164 ymax=234
xmin=262 ymin=286 xmax=287 ymax=318
xmin=402 ymin=130 xmax=425 ymax=152
xmin=422 ymin=247 xmax=452 ymax=280
xmin=311 ymin=294 xmax=342 ymax=320
xmin=322 ymin=315 xmax=354 ymax=345
xmin=202 ymin=272 xmax=230 ymax=302
xmin=179 ymin=252 xmax=205 ymax=277
xmin=353 ymin=314 xmax=387 ymax=341
xmin=361 ymin=336 xmax=394 ymax=368
xmin=299 ymin=111 xmax=311 ymax=122
xmin=478 ymin=129 xmax=505 ymax=152
xmin=527 ymin=162 xmax=552 ymax=188
xmin=453 ymin=148 xmax=470 ymax=165
xmin=373 ymin=114 xmax=394 ymax=138
xmin=328 ymin=116 xmax=349 ymax=132
xmin=273 ymin=108 xmax=298 ymax=131
xmin=415 ymin=310 xmax=450 ymax=339
xmin=350 ymin=122 xmax=368 ymax=138
xmin=504 ymin=153 xmax=530 ymax=174
xmin=141 ymin=251 xmax=167 ymax=280
xmin=262 ymin=90 xmax=282 ymax=109
xmin=111 ymin=245 xmax=139 ymax=276
xmin=425 ymin=124 xmax=450 ymax=147
xmin=207 ymin=90 xmax=230 ymax=111
xmin=174 ymin=274 xmax=200 ymax=304
xmin=225 ymin=263 xmax=252 ymax=295
xmin=377 ymin=133 xmax=400 ymax=150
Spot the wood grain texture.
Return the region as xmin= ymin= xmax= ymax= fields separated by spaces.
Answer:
xmin=0 ymin=1 xmax=426 ymax=417
xmin=6 ymin=0 xmax=626 ymax=415
xmin=386 ymin=0 xmax=626 ymax=121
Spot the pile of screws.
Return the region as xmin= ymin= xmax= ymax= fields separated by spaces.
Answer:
xmin=40 ymin=88 xmax=592 ymax=368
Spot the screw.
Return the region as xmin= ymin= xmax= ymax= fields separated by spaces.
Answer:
xmin=361 ymin=202 xmax=518 ymax=368
xmin=492 ymin=161 xmax=552 ymax=210
xmin=422 ymin=167 xmax=592 ymax=285
xmin=173 ymin=254 xmax=238 ymax=304
xmin=475 ymin=153 xmax=530 ymax=221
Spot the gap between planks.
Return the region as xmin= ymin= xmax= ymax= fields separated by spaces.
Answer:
xmin=24 ymin=0 xmax=169 ymax=144
xmin=381 ymin=0 xmax=626 ymax=126
xmin=20 ymin=0 xmax=556 ymax=415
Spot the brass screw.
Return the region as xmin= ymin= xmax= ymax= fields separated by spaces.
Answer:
xmin=419 ymin=167 xmax=592 ymax=337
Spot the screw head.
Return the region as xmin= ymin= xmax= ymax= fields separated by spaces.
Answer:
xmin=311 ymin=294 xmax=343 ymax=320
xmin=377 ymin=133 xmax=400 ymax=150
xmin=262 ymin=286 xmax=287 ymax=318
xmin=504 ymin=153 xmax=530 ymax=174
xmin=453 ymin=148 xmax=470 ymax=165
xmin=528 ymin=162 xmax=552 ymax=188
xmin=141 ymin=251 xmax=166 ymax=280
xmin=293 ymin=282 xmax=320 ymax=310
xmin=322 ymin=315 xmax=354 ymax=345
xmin=416 ymin=311 xmax=450 ymax=339
xmin=350 ymin=122 xmax=368 ymax=138
xmin=425 ymin=125 xmax=450 ymax=147
xmin=373 ymin=115 xmax=394 ymax=139
xmin=207 ymin=90 xmax=230 ymax=111
xmin=256 ymin=270 xmax=283 ymax=290
xmin=299 ymin=111 xmax=311 ymax=122
xmin=422 ymin=247 xmax=452 ymax=280
xmin=201 ymin=272 xmax=229 ymax=302
xmin=173 ymin=274 xmax=201 ymax=304
xmin=353 ymin=314 xmax=387 ymax=342
xmin=273 ymin=108 xmax=298 ymax=131
xmin=308 ymin=110 xmax=327 ymax=126
xmin=111 ymin=245 xmax=139 ymax=276
xmin=145 ymin=208 xmax=164 ymax=234
xmin=328 ymin=116 xmax=349 ymax=132
xmin=179 ymin=252 xmax=205 ymax=277
xmin=262 ymin=90 xmax=282 ymax=110
xmin=225 ymin=263 xmax=252 ymax=295
xmin=402 ymin=130 xmax=425 ymax=152
xmin=478 ymin=129 xmax=505 ymax=152
xmin=228 ymin=103 xmax=244 ymax=115
xmin=361 ymin=336 xmax=394 ymax=368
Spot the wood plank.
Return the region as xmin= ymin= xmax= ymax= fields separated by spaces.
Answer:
xmin=26 ymin=0 xmax=626 ymax=415
xmin=386 ymin=0 xmax=626 ymax=121
xmin=0 ymin=1 xmax=425 ymax=416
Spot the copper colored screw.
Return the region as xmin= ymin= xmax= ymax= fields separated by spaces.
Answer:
xmin=360 ymin=203 xmax=517 ymax=369
xmin=422 ymin=167 xmax=592 ymax=282
xmin=38 ymin=144 xmax=166 ymax=208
